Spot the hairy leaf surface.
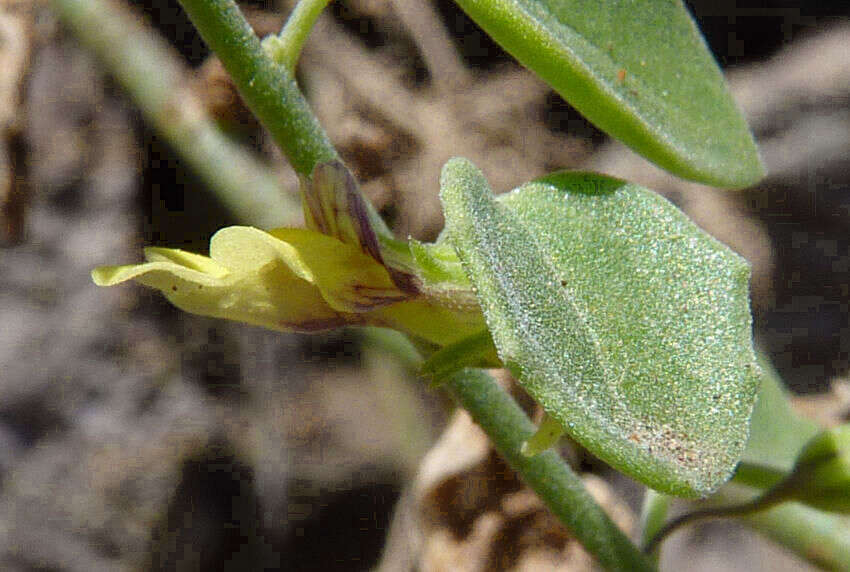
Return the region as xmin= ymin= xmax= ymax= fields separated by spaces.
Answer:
xmin=440 ymin=158 xmax=760 ymax=496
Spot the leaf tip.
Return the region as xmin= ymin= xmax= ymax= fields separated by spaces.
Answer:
xmin=439 ymin=157 xmax=484 ymax=196
xmin=439 ymin=157 xmax=496 ymax=226
xmin=716 ymin=137 xmax=767 ymax=190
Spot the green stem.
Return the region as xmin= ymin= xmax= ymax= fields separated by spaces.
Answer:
xmin=639 ymin=489 xmax=671 ymax=560
xmin=358 ymin=327 xmax=424 ymax=372
xmin=644 ymin=490 xmax=850 ymax=568
xmin=264 ymin=0 xmax=332 ymax=73
xmin=643 ymin=483 xmax=794 ymax=554
xmin=50 ymin=0 xmax=301 ymax=228
xmin=355 ymin=334 xmax=654 ymax=570
xmin=647 ymin=461 xmax=850 ymax=567
xmin=445 ymin=369 xmax=655 ymax=572
xmin=176 ymin=0 xmax=337 ymax=175
xmin=719 ymin=486 xmax=850 ymax=570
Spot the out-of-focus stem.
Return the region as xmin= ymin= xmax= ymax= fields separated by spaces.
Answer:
xmin=50 ymin=0 xmax=300 ymax=228
xmin=643 ymin=490 xmax=780 ymax=554
xmin=719 ymin=485 xmax=850 ymax=570
xmin=639 ymin=489 xmax=671 ymax=561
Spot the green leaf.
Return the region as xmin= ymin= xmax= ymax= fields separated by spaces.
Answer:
xmin=742 ymin=354 xmax=819 ymax=474
xmin=782 ymin=424 xmax=850 ymax=514
xmin=440 ymin=157 xmax=760 ymax=496
xmin=736 ymin=357 xmax=849 ymax=515
xmin=451 ymin=0 xmax=764 ymax=188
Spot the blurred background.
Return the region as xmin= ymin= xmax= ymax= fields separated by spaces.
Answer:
xmin=1 ymin=0 xmax=849 ymax=570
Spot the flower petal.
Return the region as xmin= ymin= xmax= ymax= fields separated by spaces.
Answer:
xmin=92 ymin=224 xmax=417 ymax=331
xmin=208 ymin=226 xmax=408 ymax=313
xmin=93 ymin=240 xmax=349 ymax=333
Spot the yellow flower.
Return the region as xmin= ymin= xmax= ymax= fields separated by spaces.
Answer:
xmin=92 ymin=162 xmax=486 ymax=347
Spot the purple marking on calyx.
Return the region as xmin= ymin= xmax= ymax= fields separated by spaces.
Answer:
xmin=343 ymin=169 xmax=384 ymax=264
xmin=387 ymin=268 xmax=420 ymax=295
xmin=299 ymin=172 xmax=327 ymax=234
xmin=306 ymin=161 xmax=421 ymax=297
xmin=307 ymin=161 xmax=382 ymax=263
